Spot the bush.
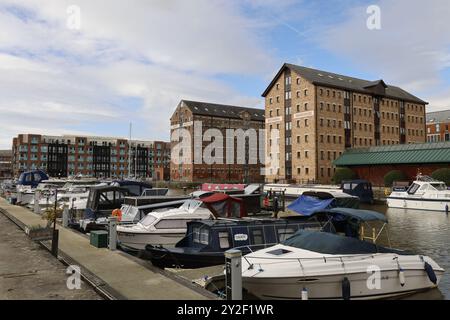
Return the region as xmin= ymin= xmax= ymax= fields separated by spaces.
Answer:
xmin=431 ymin=168 xmax=450 ymax=185
xmin=332 ymin=168 xmax=357 ymax=184
xmin=383 ymin=170 xmax=407 ymax=187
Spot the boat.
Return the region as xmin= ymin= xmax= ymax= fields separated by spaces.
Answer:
xmin=264 ymin=179 xmax=374 ymax=203
xmin=140 ymin=216 xmax=324 ymax=269
xmin=117 ymin=199 xmax=215 ymax=251
xmin=241 ymin=208 xmax=445 ymax=300
xmin=286 ymin=191 xmax=359 ymax=216
xmin=387 ymin=175 xmax=450 ymax=212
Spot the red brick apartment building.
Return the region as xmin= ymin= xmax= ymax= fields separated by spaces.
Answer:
xmin=0 ymin=150 xmax=12 ymax=179
xmin=170 ymin=100 xmax=265 ymax=183
xmin=263 ymin=63 xmax=427 ymax=184
xmin=427 ymin=110 xmax=450 ymax=142
xmin=12 ymin=134 xmax=170 ymax=180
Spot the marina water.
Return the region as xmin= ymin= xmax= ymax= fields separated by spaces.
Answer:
xmin=362 ymin=203 xmax=449 ymax=299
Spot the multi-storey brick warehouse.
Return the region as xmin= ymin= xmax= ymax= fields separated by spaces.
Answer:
xmin=170 ymin=100 xmax=265 ymax=183
xmin=263 ymin=63 xmax=427 ymax=184
xmin=12 ymin=134 xmax=170 ymax=180
xmin=426 ymin=109 xmax=450 ymax=142
xmin=0 ymin=150 xmax=12 ymax=179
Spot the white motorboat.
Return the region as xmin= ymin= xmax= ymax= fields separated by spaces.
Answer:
xmin=241 ymin=208 xmax=445 ymax=300
xmin=387 ymin=175 xmax=450 ymax=212
xmin=117 ymin=199 xmax=215 ymax=250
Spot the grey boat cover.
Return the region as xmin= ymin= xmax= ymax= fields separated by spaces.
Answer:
xmin=282 ymin=230 xmax=409 ymax=255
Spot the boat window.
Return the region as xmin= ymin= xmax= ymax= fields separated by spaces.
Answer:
xmin=407 ymin=183 xmax=420 ymax=194
xmin=140 ymin=214 xmax=157 ymax=226
xmin=277 ymin=227 xmax=296 ymax=242
xmin=155 ymin=219 xmax=189 ymax=229
xmin=251 ymin=229 xmax=264 ymax=245
xmin=267 ymin=248 xmax=292 ymax=255
xmin=218 ymin=232 xmax=230 ymax=249
xmin=180 ymin=200 xmax=202 ymax=212
xmin=430 ymin=183 xmax=447 ymax=191
xmin=193 ymin=226 xmax=209 ymax=245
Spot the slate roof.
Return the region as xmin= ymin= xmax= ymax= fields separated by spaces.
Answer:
xmin=181 ymin=100 xmax=265 ymax=122
xmin=333 ymin=142 xmax=450 ymax=166
xmin=426 ymin=110 xmax=450 ymax=124
xmin=262 ymin=63 xmax=427 ymax=105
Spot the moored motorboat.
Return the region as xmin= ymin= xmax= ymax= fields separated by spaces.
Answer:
xmin=241 ymin=208 xmax=445 ymax=300
xmin=141 ymin=215 xmax=326 ymax=269
xmin=387 ymin=175 xmax=450 ymax=212
xmin=117 ymin=199 xmax=214 ymax=251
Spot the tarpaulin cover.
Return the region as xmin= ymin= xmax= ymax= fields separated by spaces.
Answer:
xmin=201 ymin=193 xmax=246 ymax=218
xmin=283 ymin=230 xmax=409 ymax=255
xmin=287 ymin=195 xmax=334 ymax=216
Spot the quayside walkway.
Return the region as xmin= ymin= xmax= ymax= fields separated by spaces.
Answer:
xmin=0 ymin=197 xmax=213 ymax=300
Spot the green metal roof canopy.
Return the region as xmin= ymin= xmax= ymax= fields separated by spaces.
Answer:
xmin=334 ymin=142 xmax=450 ymax=166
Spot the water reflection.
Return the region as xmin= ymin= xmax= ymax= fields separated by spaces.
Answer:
xmin=362 ymin=204 xmax=450 ymax=300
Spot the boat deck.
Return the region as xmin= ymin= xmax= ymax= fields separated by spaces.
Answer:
xmin=0 ymin=197 xmax=214 ymax=300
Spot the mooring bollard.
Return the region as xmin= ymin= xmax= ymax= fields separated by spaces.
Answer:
xmin=225 ymin=249 xmax=242 ymax=300
xmin=33 ymin=190 xmax=41 ymax=214
xmin=108 ymin=216 xmax=118 ymax=251
xmin=62 ymin=207 xmax=69 ymax=228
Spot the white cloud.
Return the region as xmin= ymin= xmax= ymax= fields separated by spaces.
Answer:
xmin=318 ymin=0 xmax=450 ymax=111
xmin=0 ymin=0 xmax=275 ymax=149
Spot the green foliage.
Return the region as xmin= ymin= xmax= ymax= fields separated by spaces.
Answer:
xmin=431 ymin=168 xmax=450 ymax=185
xmin=383 ymin=170 xmax=407 ymax=187
xmin=332 ymin=168 xmax=357 ymax=184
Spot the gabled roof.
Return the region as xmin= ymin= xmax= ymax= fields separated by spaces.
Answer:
xmin=180 ymin=100 xmax=265 ymax=122
xmin=333 ymin=142 xmax=450 ymax=166
xmin=262 ymin=63 xmax=427 ymax=105
xmin=426 ymin=109 xmax=450 ymax=124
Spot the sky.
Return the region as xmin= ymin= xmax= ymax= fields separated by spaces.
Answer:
xmin=1 ymin=0 xmax=450 ymax=149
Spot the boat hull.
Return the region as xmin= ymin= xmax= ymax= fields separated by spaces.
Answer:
xmin=118 ymin=231 xmax=185 ymax=251
xmin=243 ymin=268 xmax=444 ymax=300
xmin=140 ymin=247 xmax=225 ymax=269
xmin=387 ymin=197 xmax=450 ymax=212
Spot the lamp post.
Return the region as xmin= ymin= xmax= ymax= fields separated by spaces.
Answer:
xmin=51 ymin=188 xmax=59 ymax=257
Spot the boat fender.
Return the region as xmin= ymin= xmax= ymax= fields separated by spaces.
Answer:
xmin=445 ymin=204 xmax=448 ymax=215
xmin=398 ymin=268 xmax=406 ymax=287
xmin=342 ymin=277 xmax=351 ymax=300
xmin=301 ymin=287 xmax=308 ymax=300
xmin=424 ymin=262 xmax=437 ymax=284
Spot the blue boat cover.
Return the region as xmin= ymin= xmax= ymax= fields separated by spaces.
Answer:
xmin=282 ymin=230 xmax=408 ymax=255
xmin=287 ymin=195 xmax=334 ymax=216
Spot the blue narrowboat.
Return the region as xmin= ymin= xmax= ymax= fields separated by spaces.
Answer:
xmin=141 ymin=217 xmax=323 ymax=269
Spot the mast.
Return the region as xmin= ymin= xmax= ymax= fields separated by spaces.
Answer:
xmin=128 ymin=122 xmax=132 ymax=179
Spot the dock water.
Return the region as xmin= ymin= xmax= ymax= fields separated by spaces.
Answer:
xmin=0 ymin=197 xmax=214 ymax=300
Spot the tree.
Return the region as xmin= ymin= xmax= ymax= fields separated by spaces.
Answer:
xmin=332 ymin=167 xmax=357 ymax=184
xmin=431 ymin=168 xmax=450 ymax=185
xmin=383 ymin=170 xmax=407 ymax=187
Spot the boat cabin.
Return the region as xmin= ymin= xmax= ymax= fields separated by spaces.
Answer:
xmin=175 ymin=218 xmax=322 ymax=254
xmin=340 ymin=179 xmax=374 ymax=203
xmin=17 ymin=170 xmax=49 ymax=188
xmin=110 ymin=180 xmax=153 ymax=196
xmin=84 ymin=185 xmax=131 ymax=220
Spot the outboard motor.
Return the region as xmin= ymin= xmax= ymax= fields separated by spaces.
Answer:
xmin=342 ymin=277 xmax=351 ymax=300
xmin=424 ymin=262 xmax=437 ymax=284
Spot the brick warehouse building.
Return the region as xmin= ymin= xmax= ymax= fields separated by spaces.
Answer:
xmin=263 ymin=63 xmax=427 ymax=184
xmin=427 ymin=109 xmax=450 ymax=142
xmin=0 ymin=150 xmax=12 ymax=179
xmin=170 ymin=100 xmax=265 ymax=183
xmin=12 ymin=134 xmax=170 ymax=180
xmin=333 ymin=142 xmax=450 ymax=186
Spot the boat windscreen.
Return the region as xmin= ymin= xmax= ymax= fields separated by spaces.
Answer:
xmin=282 ymin=230 xmax=399 ymax=255
xmin=430 ymin=183 xmax=447 ymax=191
xmin=140 ymin=214 xmax=157 ymax=226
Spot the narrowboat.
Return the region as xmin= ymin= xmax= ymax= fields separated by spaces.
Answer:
xmin=140 ymin=217 xmax=323 ymax=269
